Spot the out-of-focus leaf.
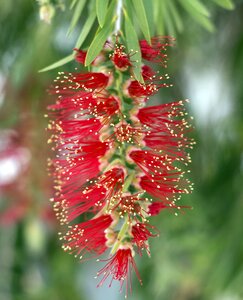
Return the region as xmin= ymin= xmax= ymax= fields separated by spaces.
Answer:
xmin=39 ymin=54 xmax=74 ymax=72
xmin=132 ymin=0 xmax=151 ymax=43
xmin=160 ymin=0 xmax=176 ymax=35
xmin=192 ymin=11 xmax=215 ymax=32
xmin=153 ymin=0 xmax=164 ymax=35
xmin=67 ymin=0 xmax=86 ymax=36
xmin=167 ymin=0 xmax=184 ymax=33
xmin=124 ymin=9 xmax=143 ymax=83
xmin=70 ymin=0 xmax=78 ymax=9
xmin=85 ymin=1 xmax=116 ymax=66
xmin=75 ymin=9 xmax=96 ymax=48
xmin=213 ymin=0 xmax=235 ymax=10
xmin=96 ymin=0 xmax=109 ymax=27
xmin=183 ymin=0 xmax=210 ymax=17
xmin=179 ymin=0 xmax=214 ymax=32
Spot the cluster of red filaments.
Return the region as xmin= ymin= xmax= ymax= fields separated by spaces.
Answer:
xmin=47 ymin=35 xmax=194 ymax=297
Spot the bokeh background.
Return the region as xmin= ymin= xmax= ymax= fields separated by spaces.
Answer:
xmin=0 ymin=1 xmax=243 ymax=299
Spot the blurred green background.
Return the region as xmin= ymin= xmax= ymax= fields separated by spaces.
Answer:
xmin=0 ymin=1 xmax=243 ymax=299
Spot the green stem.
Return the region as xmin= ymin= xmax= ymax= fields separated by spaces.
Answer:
xmin=123 ymin=170 xmax=135 ymax=192
xmin=110 ymin=214 xmax=129 ymax=254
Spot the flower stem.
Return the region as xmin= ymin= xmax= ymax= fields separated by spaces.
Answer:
xmin=110 ymin=214 xmax=129 ymax=255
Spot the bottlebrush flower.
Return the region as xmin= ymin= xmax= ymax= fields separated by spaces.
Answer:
xmin=47 ymin=35 xmax=194 ymax=296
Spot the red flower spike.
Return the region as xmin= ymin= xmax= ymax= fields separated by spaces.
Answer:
xmin=62 ymin=214 xmax=113 ymax=259
xmin=48 ymin=35 xmax=194 ymax=295
xmin=97 ymin=248 xmax=142 ymax=296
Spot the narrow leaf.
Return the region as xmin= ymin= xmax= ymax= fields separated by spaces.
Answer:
xmin=213 ymin=0 xmax=235 ymax=10
xmin=154 ymin=1 xmax=164 ymax=35
xmin=182 ymin=0 xmax=210 ymax=17
xmin=124 ymin=9 xmax=143 ymax=83
xmin=132 ymin=0 xmax=151 ymax=43
xmin=192 ymin=13 xmax=215 ymax=32
xmin=85 ymin=1 xmax=116 ymax=66
xmin=96 ymin=0 xmax=109 ymax=27
xmin=160 ymin=0 xmax=176 ymax=35
xmin=75 ymin=9 xmax=96 ymax=48
xmin=70 ymin=0 xmax=78 ymax=9
xmin=39 ymin=54 xmax=74 ymax=72
xmin=143 ymin=0 xmax=154 ymax=36
xmin=179 ymin=0 xmax=214 ymax=32
xmin=167 ymin=0 xmax=184 ymax=33
xmin=67 ymin=0 xmax=87 ymax=36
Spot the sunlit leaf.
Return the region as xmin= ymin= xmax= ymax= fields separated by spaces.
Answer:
xmin=213 ymin=0 xmax=235 ymax=10
xmin=96 ymin=0 xmax=109 ymax=27
xmin=124 ymin=9 xmax=143 ymax=83
xmin=132 ymin=0 xmax=151 ymax=43
xmin=39 ymin=54 xmax=74 ymax=72
xmin=85 ymin=1 xmax=116 ymax=66
xmin=67 ymin=0 xmax=87 ymax=36
xmin=75 ymin=9 xmax=96 ymax=48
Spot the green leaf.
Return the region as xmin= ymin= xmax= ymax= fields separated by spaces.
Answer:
xmin=39 ymin=54 xmax=74 ymax=72
xmin=142 ymin=0 xmax=154 ymax=36
xmin=85 ymin=0 xmax=116 ymax=66
xmin=124 ymin=9 xmax=143 ymax=83
xmin=193 ymin=13 xmax=215 ymax=32
xmin=96 ymin=0 xmax=109 ymax=27
xmin=213 ymin=0 xmax=235 ymax=10
xmin=160 ymin=0 xmax=176 ymax=35
xmin=70 ymin=0 xmax=78 ymax=9
xmin=153 ymin=1 xmax=164 ymax=35
xmin=179 ymin=0 xmax=214 ymax=32
xmin=67 ymin=0 xmax=87 ymax=36
xmin=195 ymin=15 xmax=215 ymax=32
xmin=182 ymin=0 xmax=210 ymax=17
xmin=167 ymin=0 xmax=184 ymax=33
xmin=75 ymin=9 xmax=96 ymax=48
xmin=132 ymin=0 xmax=151 ymax=43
